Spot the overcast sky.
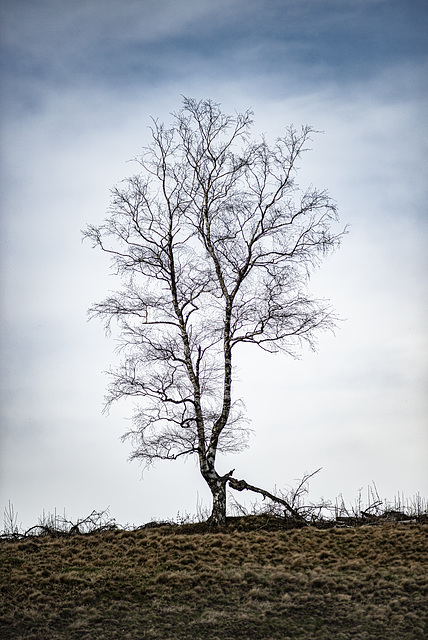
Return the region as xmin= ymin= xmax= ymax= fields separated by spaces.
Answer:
xmin=1 ymin=0 xmax=427 ymax=530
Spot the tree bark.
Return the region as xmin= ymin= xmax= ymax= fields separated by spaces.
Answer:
xmin=205 ymin=469 xmax=235 ymax=525
xmin=207 ymin=482 xmax=227 ymax=525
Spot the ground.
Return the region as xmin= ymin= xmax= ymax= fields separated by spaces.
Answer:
xmin=1 ymin=517 xmax=427 ymax=639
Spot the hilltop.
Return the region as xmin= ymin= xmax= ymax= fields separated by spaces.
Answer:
xmin=1 ymin=516 xmax=427 ymax=639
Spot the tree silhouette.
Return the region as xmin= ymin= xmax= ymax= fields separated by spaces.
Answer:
xmin=83 ymin=98 xmax=345 ymax=524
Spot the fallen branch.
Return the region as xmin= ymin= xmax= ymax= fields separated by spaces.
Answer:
xmin=228 ymin=477 xmax=307 ymax=522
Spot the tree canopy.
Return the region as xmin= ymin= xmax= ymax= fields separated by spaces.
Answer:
xmin=83 ymin=97 xmax=345 ymax=524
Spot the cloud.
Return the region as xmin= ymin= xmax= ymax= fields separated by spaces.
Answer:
xmin=2 ymin=0 xmax=427 ymax=112
xmin=1 ymin=0 xmax=427 ymax=528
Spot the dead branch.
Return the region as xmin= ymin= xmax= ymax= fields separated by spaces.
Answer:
xmin=228 ymin=477 xmax=307 ymax=522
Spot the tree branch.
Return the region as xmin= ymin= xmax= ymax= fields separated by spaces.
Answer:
xmin=229 ymin=477 xmax=306 ymax=522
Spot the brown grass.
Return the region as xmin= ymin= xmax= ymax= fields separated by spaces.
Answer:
xmin=1 ymin=520 xmax=427 ymax=639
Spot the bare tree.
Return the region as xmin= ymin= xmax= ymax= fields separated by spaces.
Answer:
xmin=83 ymin=97 xmax=345 ymax=525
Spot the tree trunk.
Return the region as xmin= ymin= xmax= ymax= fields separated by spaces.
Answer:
xmin=204 ymin=468 xmax=235 ymax=525
xmin=207 ymin=480 xmax=227 ymax=525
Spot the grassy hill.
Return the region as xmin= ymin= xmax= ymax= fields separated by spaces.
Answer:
xmin=1 ymin=516 xmax=427 ymax=639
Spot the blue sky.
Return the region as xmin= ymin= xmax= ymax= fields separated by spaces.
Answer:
xmin=1 ymin=0 xmax=427 ymax=529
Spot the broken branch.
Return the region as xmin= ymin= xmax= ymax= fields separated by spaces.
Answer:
xmin=228 ymin=477 xmax=307 ymax=522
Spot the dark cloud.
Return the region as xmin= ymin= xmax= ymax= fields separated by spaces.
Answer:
xmin=1 ymin=0 xmax=427 ymax=109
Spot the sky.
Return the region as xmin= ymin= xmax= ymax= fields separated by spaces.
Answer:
xmin=1 ymin=0 xmax=427 ymax=531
